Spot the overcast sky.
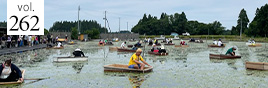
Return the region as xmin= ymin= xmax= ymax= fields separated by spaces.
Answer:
xmin=0 ymin=0 xmax=267 ymax=32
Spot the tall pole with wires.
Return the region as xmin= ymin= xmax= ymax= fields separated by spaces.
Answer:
xmin=104 ymin=11 xmax=107 ymax=34
xmin=78 ymin=6 xmax=80 ymax=34
xmin=119 ymin=17 xmax=120 ymax=32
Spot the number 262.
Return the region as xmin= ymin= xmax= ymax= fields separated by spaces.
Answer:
xmin=9 ymin=15 xmax=39 ymax=31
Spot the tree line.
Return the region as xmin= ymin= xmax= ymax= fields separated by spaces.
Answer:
xmin=49 ymin=20 xmax=107 ymax=39
xmin=131 ymin=12 xmax=227 ymax=35
xmin=132 ymin=4 xmax=268 ymax=37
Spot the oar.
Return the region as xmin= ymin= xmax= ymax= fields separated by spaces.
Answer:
xmin=24 ymin=77 xmax=50 ymax=80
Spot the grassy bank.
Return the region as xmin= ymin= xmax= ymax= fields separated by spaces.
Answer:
xmin=139 ymin=35 xmax=268 ymax=42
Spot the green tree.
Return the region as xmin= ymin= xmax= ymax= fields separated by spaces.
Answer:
xmin=71 ymin=27 xmax=78 ymax=40
xmin=247 ymin=4 xmax=268 ymax=37
xmin=44 ymin=28 xmax=49 ymax=35
xmin=235 ymin=8 xmax=249 ymax=35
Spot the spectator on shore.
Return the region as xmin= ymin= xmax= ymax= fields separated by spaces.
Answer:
xmin=28 ymin=35 xmax=32 ymax=47
xmin=23 ymin=35 xmax=28 ymax=46
xmin=6 ymin=36 xmax=11 ymax=48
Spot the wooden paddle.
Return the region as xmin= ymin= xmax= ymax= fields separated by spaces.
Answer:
xmin=24 ymin=77 xmax=50 ymax=80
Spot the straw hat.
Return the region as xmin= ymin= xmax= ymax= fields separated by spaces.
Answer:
xmin=136 ymin=48 xmax=142 ymax=52
xmin=75 ymin=48 xmax=81 ymax=51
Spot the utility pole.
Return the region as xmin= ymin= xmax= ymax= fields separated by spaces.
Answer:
xmin=127 ymin=22 xmax=128 ymax=31
xmin=119 ymin=17 xmax=120 ymax=32
xmin=78 ymin=6 xmax=80 ymax=34
xmin=104 ymin=11 xmax=107 ymax=34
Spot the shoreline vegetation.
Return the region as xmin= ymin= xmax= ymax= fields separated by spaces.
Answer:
xmin=140 ymin=35 xmax=268 ymax=43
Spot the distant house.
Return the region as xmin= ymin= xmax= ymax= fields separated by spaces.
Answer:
xmin=182 ymin=32 xmax=190 ymax=36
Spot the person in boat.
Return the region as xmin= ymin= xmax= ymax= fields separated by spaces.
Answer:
xmin=158 ymin=45 xmax=166 ymax=53
xmin=132 ymin=44 xmax=138 ymax=50
xmin=199 ymin=38 xmax=203 ymax=43
xmin=73 ymin=48 xmax=85 ymax=57
xmin=136 ymin=41 xmax=142 ymax=47
xmin=154 ymin=39 xmax=158 ymax=45
xmin=217 ymin=39 xmax=223 ymax=46
xmin=180 ymin=40 xmax=186 ymax=45
xmin=0 ymin=59 xmax=23 ymax=82
xmin=225 ymin=46 xmax=237 ymax=56
xmin=148 ymin=39 xmax=153 ymax=45
xmin=189 ymin=38 xmax=195 ymax=42
xmin=251 ymin=39 xmax=256 ymax=45
xmin=151 ymin=44 xmax=159 ymax=52
xmin=98 ymin=40 xmax=104 ymax=45
xmin=169 ymin=39 xmax=173 ymax=44
xmin=128 ymin=48 xmax=152 ymax=70
xmin=104 ymin=39 xmax=108 ymax=44
xmin=121 ymin=42 xmax=127 ymax=48
xmin=213 ymin=40 xmax=217 ymax=45
xmin=56 ymin=42 xmax=62 ymax=47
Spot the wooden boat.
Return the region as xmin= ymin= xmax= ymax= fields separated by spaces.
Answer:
xmin=67 ymin=42 xmax=77 ymax=45
xmin=127 ymin=45 xmax=143 ymax=48
xmin=248 ymin=44 xmax=262 ymax=47
xmin=245 ymin=62 xmax=268 ymax=70
xmin=148 ymin=43 xmax=161 ymax=46
xmin=0 ymin=70 xmax=25 ymax=85
xmin=53 ymin=46 xmax=64 ymax=49
xmin=174 ymin=45 xmax=189 ymax=48
xmin=117 ymin=48 xmax=136 ymax=52
xmin=209 ymin=54 xmax=241 ymax=59
xmin=54 ymin=56 xmax=88 ymax=62
xmin=208 ymin=44 xmax=225 ymax=48
xmin=109 ymin=47 xmax=120 ymax=51
xmin=104 ymin=43 xmax=114 ymax=46
xmin=148 ymin=51 xmax=168 ymax=56
xmin=164 ymin=43 xmax=175 ymax=45
xmin=103 ymin=64 xmax=153 ymax=73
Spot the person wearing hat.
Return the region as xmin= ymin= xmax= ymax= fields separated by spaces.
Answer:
xmin=128 ymin=48 xmax=152 ymax=70
xmin=217 ymin=39 xmax=223 ymax=46
xmin=121 ymin=42 xmax=127 ymax=49
xmin=151 ymin=44 xmax=159 ymax=52
xmin=0 ymin=59 xmax=23 ymax=82
xmin=73 ymin=48 xmax=85 ymax=57
xmin=180 ymin=40 xmax=186 ymax=45
xmin=158 ymin=45 xmax=166 ymax=53
xmin=225 ymin=46 xmax=237 ymax=56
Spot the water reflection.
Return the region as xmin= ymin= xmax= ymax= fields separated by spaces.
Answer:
xmin=210 ymin=59 xmax=238 ymax=70
xmin=104 ymin=72 xmax=150 ymax=88
xmin=128 ymin=73 xmax=150 ymax=88
xmin=53 ymin=62 xmax=88 ymax=74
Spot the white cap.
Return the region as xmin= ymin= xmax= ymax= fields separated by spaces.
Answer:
xmin=75 ymin=48 xmax=81 ymax=51
xmin=161 ymin=45 xmax=165 ymax=49
xmin=233 ymin=46 xmax=238 ymax=50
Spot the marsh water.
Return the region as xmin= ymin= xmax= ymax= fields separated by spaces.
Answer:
xmin=0 ymin=40 xmax=268 ymax=88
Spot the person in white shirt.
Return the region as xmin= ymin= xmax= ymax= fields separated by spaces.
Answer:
xmin=213 ymin=40 xmax=217 ymax=45
xmin=121 ymin=42 xmax=126 ymax=48
xmin=28 ymin=36 xmax=32 ymax=47
xmin=217 ymin=39 xmax=223 ymax=46
xmin=57 ymin=42 xmax=62 ymax=47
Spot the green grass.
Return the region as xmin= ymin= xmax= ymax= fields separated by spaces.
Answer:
xmin=140 ymin=35 xmax=268 ymax=42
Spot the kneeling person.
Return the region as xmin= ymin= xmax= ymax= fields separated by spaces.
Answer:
xmin=225 ymin=46 xmax=237 ymax=56
xmin=73 ymin=48 xmax=85 ymax=57
xmin=0 ymin=59 xmax=23 ymax=82
xmin=128 ymin=48 xmax=152 ymax=70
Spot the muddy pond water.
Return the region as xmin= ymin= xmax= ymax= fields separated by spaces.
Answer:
xmin=0 ymin=40 xmax=268 ymax=88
